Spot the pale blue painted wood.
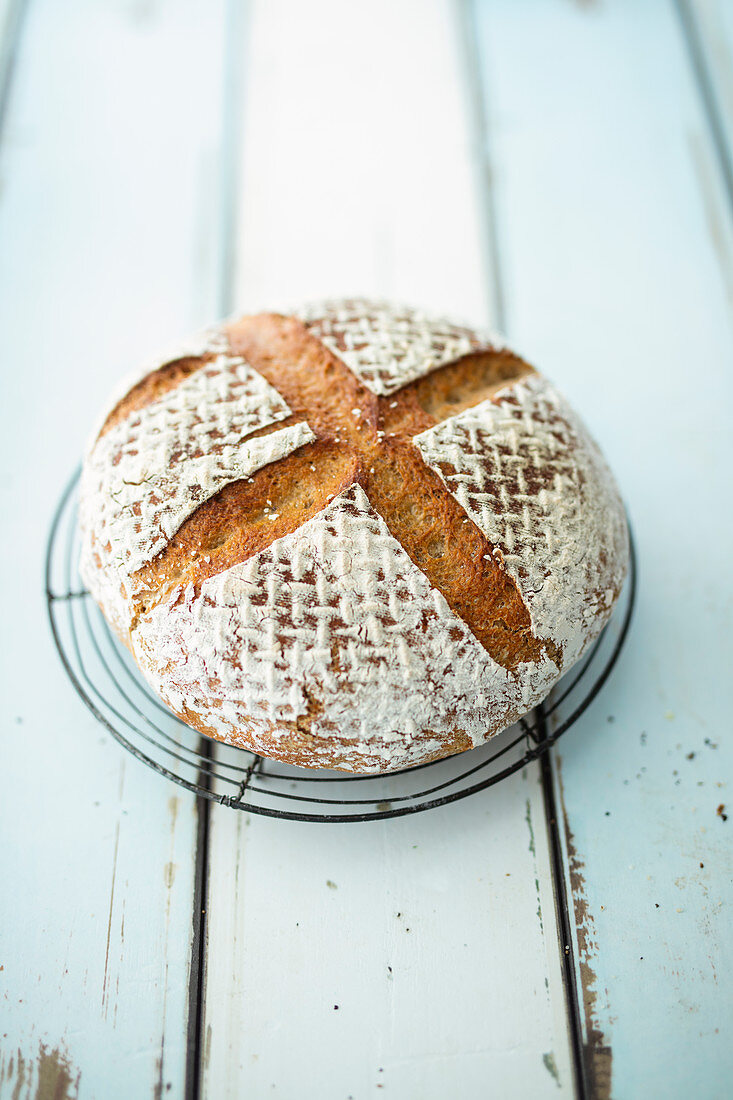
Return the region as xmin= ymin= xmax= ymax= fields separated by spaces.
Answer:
xmin=472 ymin=1 xmax=733 ymax=1097
xmin=2 ymin=1 xmax=730 ymax=1097
xmin=0 ymin=1 xmax=228 ymax=1095
xmin=204 ymin=771 xmax=573 ymax=1099
xmin=201 ymin=3 xmax=576 ymax=1097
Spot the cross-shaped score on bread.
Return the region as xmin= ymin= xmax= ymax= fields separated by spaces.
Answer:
xmin=134 ymin=308 xmax=546 ymax=667
xmin=81 ymin=301 xmax=628 ymax=772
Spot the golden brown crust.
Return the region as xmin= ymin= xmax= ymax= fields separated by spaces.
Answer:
xmin=101 ymin=312 xmax=555 ymax=671
xmin=170 ymin=695 xmax=474 ymax=773
xmin=99 ymin=355 xmax=215 ymax=438
xmin=361 ymin=441 xmax=552 ymax=668
xmin=132 ymin=440 xmax=363 ymax=619
xmin=226 ymin=313 xmax=379 ymax=446
xmin=398 ymin=349 xmax=534 ymax=429
xmin=223 ymin=314 xmax=551 ymax=669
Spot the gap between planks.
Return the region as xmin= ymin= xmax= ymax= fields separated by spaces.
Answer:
xmin=185 ymin=742 xmax=212 ymax=1100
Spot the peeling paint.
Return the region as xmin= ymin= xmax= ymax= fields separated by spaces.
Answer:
xmin=525 ymin=798 xmax=536 ymax=856
xmin=36 ymin=1044 xmax=80 ymax=1100
xmin=556 ymin=757 xmax=613 ymax=1100
xmin=524 ymin=799 xmax=544 ymax=934
xmin=0 ymin=1043 xmax=80 ymax=1100
xmin=3 ymin=1048 xmax=25 ymax=1100
xmin=153 ymin=1055 xmax=165 ymax=1100
xmin=542 ymin=1050 xmax=561 ymax=1087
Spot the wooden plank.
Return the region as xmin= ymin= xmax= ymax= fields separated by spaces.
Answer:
xmin=203 ymin=775 xmax=571 ymax=1099
xmin=471 ymin=1 xmax=733 ymax=1096
xmin=0 ymin=1 xmax=227 ymax=1095
xmin=231 ymin=0 xmax=490 ymax=324
xmin=200 ymin=2 xmax=576 ymax=1097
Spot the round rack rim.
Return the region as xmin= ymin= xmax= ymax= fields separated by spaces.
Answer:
xmin=45 ymin=468 xmax=637 ymax=823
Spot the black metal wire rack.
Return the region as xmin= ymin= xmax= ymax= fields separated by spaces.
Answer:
xmin=46 ymin=470 xmax=636 ymax=822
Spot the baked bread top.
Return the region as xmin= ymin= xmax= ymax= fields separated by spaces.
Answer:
xmin=79 ymin=300 xmax=629 ymax=773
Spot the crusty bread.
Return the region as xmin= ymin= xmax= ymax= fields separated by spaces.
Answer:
xmin=79 ymin=300 xmax=628 ymax=773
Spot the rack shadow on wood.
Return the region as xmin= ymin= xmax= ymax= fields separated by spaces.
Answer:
xmin=46 ymin=469 xmax=637 ymax=822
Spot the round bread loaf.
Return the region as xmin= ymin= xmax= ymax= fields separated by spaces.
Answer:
xmin=79 ymin=300 xmax=629 ymax=773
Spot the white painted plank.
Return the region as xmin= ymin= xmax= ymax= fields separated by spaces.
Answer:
xmin=472 ymin=0 xmax=733 ymax=1096
xmin=201 ymin=2 xmax=574 ymax=1097
xmin=232 ymin=0 xmax=491 ymax=326
xmin=0 ymin=0 xmax=227 ymax=1095
xmin=204 ymin=774 xmax=569 ymax=1099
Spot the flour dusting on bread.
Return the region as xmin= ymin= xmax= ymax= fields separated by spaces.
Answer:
xmin=80 ymin=353 xmax=315 ymax=632
xmin=133 ymin=485 xmax=557 ymax=771
xmin=297 ymin=299 xmax=505 ymax=396
xmin=414 ymin=374 xmax=628 ymax=666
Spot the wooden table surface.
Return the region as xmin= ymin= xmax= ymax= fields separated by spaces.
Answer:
xmin=1 ymin=1 xmax=731 ymax=1097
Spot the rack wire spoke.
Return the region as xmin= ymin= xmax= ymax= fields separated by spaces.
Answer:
xmin=46 ymin=471 xmax=636 ymax=822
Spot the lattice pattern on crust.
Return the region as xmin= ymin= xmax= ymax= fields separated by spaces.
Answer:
xmin=413 ymin=374 xmax=628 ymax=666
xmin=80 ymin=354 xmax=315 ymax=632
xmin=296 ymin=299 xmax=504 ymax=396
xmin=133 ymin=485 xmax=559 ymax=771
xmin=85 ymin=326 xmax=229 ymax=450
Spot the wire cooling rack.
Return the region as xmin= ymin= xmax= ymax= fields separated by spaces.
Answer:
xmin=46 ymin=470 xmax=636 ymax=822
